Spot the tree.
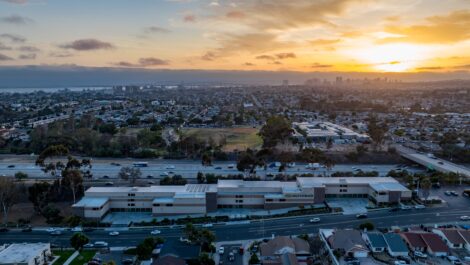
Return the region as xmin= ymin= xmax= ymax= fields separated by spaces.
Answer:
xmin=118 ymin=166 xmax=142 ymax=185
xmin=28 ymin=182 xmax=51 ymax=214
xmin=237 ymin=149 xmax=263 ymax=177
xmin=0 ymin=177 xmax=18 ymax=225
xmin=42 ymin=204 xmax=63 ymax=224
xmin=201 ymin=152 xmax=213 ymax=166
xmin=367 ymin=115 xmax=387 ymax=151
xmin=184 ymin=223 xmax=199 ymax=242
xmin=359 ymin=222 xmax=374 ymax=231
xmin=258 ymin=116 xmax=293 ymax=148
xmin=14 ymin=171 xmax=28 ymax=180
xmin=323 ymin=158 xmax=335 ymax=177
xmin=70 ymin=233 xmax=89 ymax=250
xmin=420 ymin=177 xmax=432 ymax=200
xmin=199 ymin=253 xmax=215 ymax=265
xmin=197 ymin=172 xmax=205 ymax=184
xmin=249 ymin=253 xmax=260 ymax=264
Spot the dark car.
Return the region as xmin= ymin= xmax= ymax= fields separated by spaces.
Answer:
xmin=0 ymin=227 xmax=9 ymax=232
xmin=356 ymin=213 xmax=368 ymax=219
xmin=83 ymin=227 xmax=95 ymax=232
xmin=21 ymin=226 xmax=32 ymax=232
xmin=7 ymin=165 xmax=15 ymax=168
xmin=389 ymin=207 xmax=400 ymax=212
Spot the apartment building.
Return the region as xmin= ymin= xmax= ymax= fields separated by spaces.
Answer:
xmin=73 ymin=177 xmax=410 ymax=220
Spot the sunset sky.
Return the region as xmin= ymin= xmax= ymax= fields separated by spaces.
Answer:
xmin=1 ymin=0 xmax=470 ymax=73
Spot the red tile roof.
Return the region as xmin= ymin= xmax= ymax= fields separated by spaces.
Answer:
xmin=421 ymin=233 xmax=450 ymax=253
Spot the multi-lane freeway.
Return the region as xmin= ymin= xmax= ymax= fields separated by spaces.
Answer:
xmin=0 ymin=155 xmax=424 ymax=180
xmin=1 ymin=206 xmax=469 ymax=248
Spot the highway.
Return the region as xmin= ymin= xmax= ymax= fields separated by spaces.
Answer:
xmin=1 ymin=206 xmax=469 ymax=248
xmin=0 ymin=155 xmax=424 ymax=179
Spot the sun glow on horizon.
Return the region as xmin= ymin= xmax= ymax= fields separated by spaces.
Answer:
xmin=351 ymin=43 xmax=431 ymax=72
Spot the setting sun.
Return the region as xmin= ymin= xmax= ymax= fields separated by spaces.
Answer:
xmin=352 ymin=43 xmax=430 ymax=72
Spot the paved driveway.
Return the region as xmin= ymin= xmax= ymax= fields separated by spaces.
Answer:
xmin=326 ymin=198 xmax=369 ymax=215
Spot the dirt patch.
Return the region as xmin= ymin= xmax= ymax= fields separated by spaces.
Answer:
xmin=8 ymin=201 xmax=74 ymax=226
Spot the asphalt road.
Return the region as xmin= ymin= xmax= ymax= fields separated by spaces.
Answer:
xmin=0 ymin=155 xmax=424 ymax=179
xmin=1 ymin=206 xmax=469 ymax=248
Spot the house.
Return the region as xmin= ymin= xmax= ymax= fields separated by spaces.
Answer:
xmin=420 ymin=233 xmax=450 ymax=257
xmin=400 ymin=232 xmax=427 ymax=252
xmin=159 ymin=240 xmax=200 ymax=261
xmin=362 ymin=232 xmax=387 ymax=252
xmin=401 ymin=232 xmax=449 ymax=257
xmin=327 ymin=230 xmax=369 ymax=258
xmin=0 ymin=243 xmax=51 ymax=265
xmin=383 ymin=233 xmax=409 ymax=257
xmin=153 ymin=254 xmax=186 ymax=265
xmin=432 ymin=229 xmax=466 ymax=249
xmin=260 ymin=236 xmax=310 ymax=258
xmin=262 ymin=253 xmax=298 ymax=265
xmin=457 ymin=230 xmax=470 ymax=251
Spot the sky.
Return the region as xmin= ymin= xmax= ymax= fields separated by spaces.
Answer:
xmin=0 ymin=0 xmax=470 ymax=75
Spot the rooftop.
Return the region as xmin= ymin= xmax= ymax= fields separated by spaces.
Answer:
xmin=0 ymin=243 xmax=50 ymax=263
xmin=73 ymin=197 xmax=108 ymax=208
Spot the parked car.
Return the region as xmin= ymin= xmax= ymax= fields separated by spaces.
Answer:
xmin=414 ymin=251 xmax=427 ymax=258
xmin=309 ymin=218 xmax=321 ymax=223
xmin=219 ymin=247 xmax=225 ymax=255
xmin=460 ymin=216 xmax=470 ymax=221
xmin=450 ymin=191 xmax=459 ymax=196
xmin=445 ymin=191 xmax=452 ymax=196
xmin=46 ymin=228 xmax=56 ymax=233
xmin=202 ymin=223 xmax=213 ymax=228
xmin=214 ymin=166 xmax=222 ymax=170
xmin=447 ymin=256 xmax=462 ymax=265
xmin=414 ymin=205 xmax=426 ymax=209
xmin=7 ymin=165 xmax=15 ymax=168
xmin=21 ymin=226 xmax=32 ymax=232
xmin=50 ymin=230 xmax=62 ymax=236
xmin=94 ymin=241 xmax=108 ymax=248
xmin=0 ymin=227 xmax=9 ymax=232
xmin=83 ymin=243 xmax=94 ymax=248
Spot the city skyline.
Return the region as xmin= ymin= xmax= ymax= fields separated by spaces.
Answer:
xmin=0 ymin=0 xmax=470 ymax=76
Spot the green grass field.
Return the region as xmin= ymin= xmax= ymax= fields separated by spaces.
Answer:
xmin=52 ymin=250 xmax=75 ymax=265
xmin=69 ymin=250 xmax=96 ymax=265
xmin=183 ymin=127 xmax=262 ymax=152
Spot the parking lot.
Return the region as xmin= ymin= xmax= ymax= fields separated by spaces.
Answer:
xmin=218 ymin=244 xmax=243 ymax=265
xmin=326 ymin=198 xmax=369 ymax=215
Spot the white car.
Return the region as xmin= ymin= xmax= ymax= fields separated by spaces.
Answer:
xmin=202 ymin=223 xmax=213 ymax=228
xmin=414 ymin=205 xmax=426 ymax=209
xmin=460 ymin=216 xmax=470 ymax=221
xmin=414 ymin=251 xmax=427 ymax=258
xmin=219 ymin=247 xmax=225 ymax=255
xmin=46 ymin=228 xmax=56 ymax=233
xmin=160 ymin=172 xmax=169 ymax=177
xmin=309 ymin=218 xmax=321 ymax=223
xmin=109 ymin=231 xmax=120 ymax=236
xmin=94 ymin=241 xmax=108 ymax=248
xmin=71 ymin=227 xmax=83 ymax=232
xmin=151 ymin=230 xmax=161 ymax=235
xmin=166 ymin=165 xmax=175 ymax=170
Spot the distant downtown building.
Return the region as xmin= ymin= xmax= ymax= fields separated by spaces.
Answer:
xmin=73 ymin=177 xmax=411 ymax=220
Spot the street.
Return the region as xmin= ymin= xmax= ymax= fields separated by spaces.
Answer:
xmin=1 ymin=206 xmax=469 ymax=248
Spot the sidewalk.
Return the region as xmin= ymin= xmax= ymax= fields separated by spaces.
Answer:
xmin=63 ymin=250 xmax=79 ymax=265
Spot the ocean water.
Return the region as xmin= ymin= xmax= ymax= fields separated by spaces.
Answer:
xmin=0 ymin=86 xmax=111 ymax=94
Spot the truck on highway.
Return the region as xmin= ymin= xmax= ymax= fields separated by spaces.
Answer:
xmin=133 ymin=162 xmax=148 ymax=167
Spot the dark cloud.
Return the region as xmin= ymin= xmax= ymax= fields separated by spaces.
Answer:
xmin=275 ymin=52 xmax=296 ymax=59
xmin=0 ymin=53 xmax=13 ymax=61
xmin=183 ymin=14 xmax=196 ymax=22
xmin=309 ymin=39 xmax=341 ymax=45
xmin=453 ymin=64 xmax=470 ymax=69
xmin=311 ymin=62 xmax=333 ymax=68
xmin=49 ymin=52 xmax=74 ymax=58
xmin=244 ymin=62 xmax=255 ymax=66
xmin=256 ymin=53 xmax=296 ymax=60
xmin=415 ymin=66 xmax=443 ymax=71
xmin=0 ymin=33 xmax=26 ymax=43
xmin=270 ymin=61 xmax=282 ymax=65
xmin=0 ymin=14 xmax=33 ymax=25
xmin=201 ymin=51 xmax=216 ymax=61
xmin=0 ymin=0 xmax=28 ymax=4
xmin=18 ymin=53 xmax=36 ymax=60
xmin=138 ymin=57 xmax=169 ymax=66
xmin=255 ymin=55 xmax=275 ymax=60
xmin=113 ymin=57 xmax=169 ymax=67
xmin=60 ymin=39 xmax=115 ymax=51
xmin=17 ymin=45 xmax=40 ymax=52
xmin=0 ymin=42 xmax=12 ymax=50
xmin=144 ymin=26 xmax=170 ymax=34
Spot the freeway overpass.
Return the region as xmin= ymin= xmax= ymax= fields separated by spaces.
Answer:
xmin=396 ymin=145 xmax=470 ymax=177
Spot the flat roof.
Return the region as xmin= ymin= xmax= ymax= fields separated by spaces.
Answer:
xmin=370 ymin=182 xmax=409 ymax=192
xmin=0 ymin=243 xmax=50 ymax=263
xmin=73 ymin=197 xmax=108 ymax=208
xmin=153 ymin=197 xmax=175 ymax=203
xmin=297 ymin=177 xmax=401 ymax=187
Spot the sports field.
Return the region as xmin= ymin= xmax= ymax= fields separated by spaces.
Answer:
xmin=183 ymin=127 xmax=262 ymax=152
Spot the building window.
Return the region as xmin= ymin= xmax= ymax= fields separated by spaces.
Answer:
xmin=128 ymin=203 xmax=135 ymax=206
xmin=166 ymin=204 xmax=173 ymax=207
xmin=340 ymin=184 xmax=348 ymax=187
xmin=128 ymin=193 xmax=136 ymax=197
xmin=279 ymin=199 xmax=286 ymax=202
xmin=153 ymin=204 xmax=160 ymax=207
xmin=235 ymin=195 xmax=244 ymax=198
xmin=235 ymin=199 xmax=244 ymax=203
xmin=128 ymin=199 xmax=135 ymax=202
xmin=340 ymin=189 xmax=348 ymax=192
xmin=266 ymin=199 xmax=273 ymax=202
